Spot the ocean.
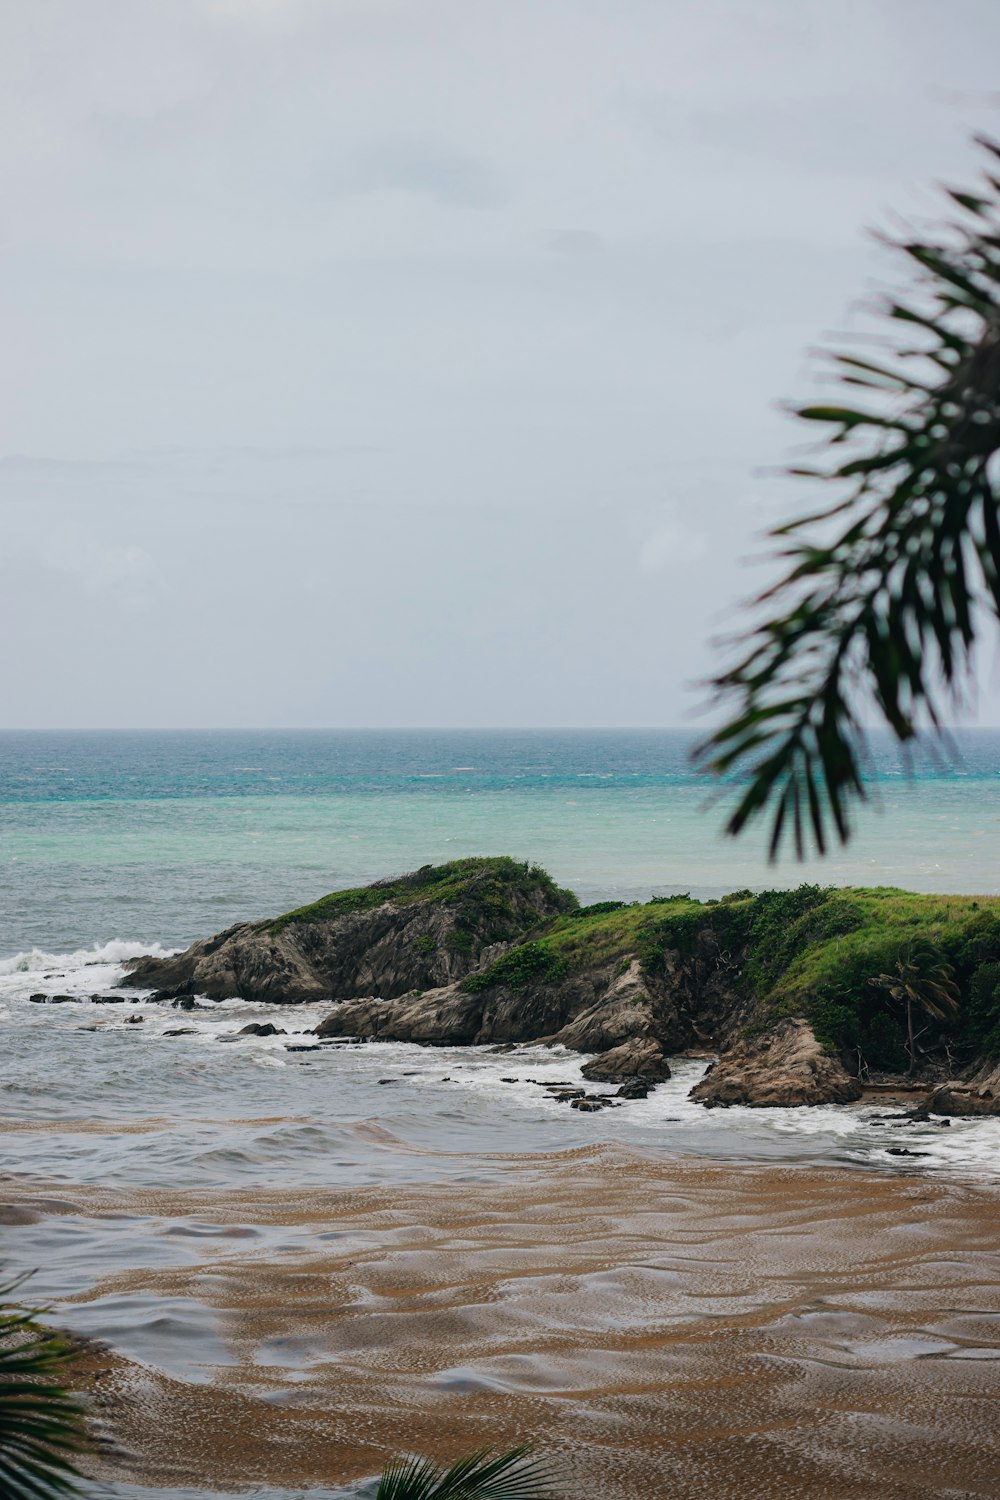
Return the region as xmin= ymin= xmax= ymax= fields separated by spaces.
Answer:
xmin=4 ymin=726 xmax=1000 ymax=956
xmin=3 ymin=728 xmax=1000 ymax=1498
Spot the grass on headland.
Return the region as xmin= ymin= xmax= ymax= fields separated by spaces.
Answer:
xmin=464 ymin=882 xmax=1000 ymax=1068
xmin=268 ymin=858 xmax=1000 ymax=1067
xmin=269 ymin=856 xmax=576 ymax=941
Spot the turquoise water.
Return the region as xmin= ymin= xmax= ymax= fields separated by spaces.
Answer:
xmin=3 ymin=728 xmax=1000 ymax=955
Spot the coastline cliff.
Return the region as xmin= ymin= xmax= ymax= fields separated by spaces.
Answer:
xmin=123 ymin=858 xmax=1000 ymax=1111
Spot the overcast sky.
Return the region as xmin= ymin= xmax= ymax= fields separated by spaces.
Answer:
xmin=3 ymin=0 xmax=1000 ymax=728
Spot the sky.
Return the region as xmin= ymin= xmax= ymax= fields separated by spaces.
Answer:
xmin=3 ymin=0 xmax=1000 ymax=729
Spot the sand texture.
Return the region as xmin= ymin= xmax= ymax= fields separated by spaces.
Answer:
xmin=5 ymin=1147 xmax=1000 ymax=1499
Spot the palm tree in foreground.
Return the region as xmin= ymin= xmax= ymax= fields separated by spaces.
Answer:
xmin=870 ymin=942 xmax=960 ymax=1075
xmin=0 ymin=1281 xmax=87 ymax=1500
xmin=698 ymin=134 xmax=1000 ymax=860
xmin=376 ymin=1444 xmax=559 ymax=1500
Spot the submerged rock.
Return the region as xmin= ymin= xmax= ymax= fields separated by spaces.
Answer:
xmin=690 ymin=1020 xmax=862 ymax=1109
xmin=616 ymin=1078 xmax=651 ymax=1100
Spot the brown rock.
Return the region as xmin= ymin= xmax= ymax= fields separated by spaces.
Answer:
xmin=690 ymin=1019 xmax=862 ymax=1109
xmin=121 ymin=862 xmax=569 ymax=1006
xmin=927 ymin=1060 xmax=1000 ymax=1117
xmin=581 ymin=1037 xmax=671 ymax=1082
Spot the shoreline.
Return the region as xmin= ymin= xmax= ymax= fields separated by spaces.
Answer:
xmin=6 ymin=1150 xmax=1000 ymax=1499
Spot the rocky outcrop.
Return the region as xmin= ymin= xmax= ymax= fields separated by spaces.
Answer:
xmin=315 ymin=951 xmax=685 ymax=1055
xmin=580 ymin=1037 xmax=671 ymax=1082
xmin=927 ymin=1059 xmax=1000 ymax=1117
xmin=551 ymin=959 xmax=660 ymax=1051
xmin=129 ymin=863 xmax=984 ymax=1113
xmin=122 ymin=859 xmax=572 ymax=1005
xmin=690 ymin=1019 xmax=863 ymax=1108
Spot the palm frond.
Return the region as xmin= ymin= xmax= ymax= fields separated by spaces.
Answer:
xmin=376 ymin=1444 xmax=559 ymax=1500
xmin=697 ymin=135 xmax=1000 ymax=859
xmin=869 ymin=942 xmax=960 ymax=1022
xmin=0 ymin=1279 xmax=87 ymax=1500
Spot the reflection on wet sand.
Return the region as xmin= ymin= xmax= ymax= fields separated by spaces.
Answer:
xmin=5 ymin=1147 xmax=1000 ymax=1499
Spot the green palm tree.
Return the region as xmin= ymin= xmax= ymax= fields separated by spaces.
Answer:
xmin=0 ymin=1280 xmax=87 ymax=1500
xmin=698 ymin=135 xmax=1000 ymax=858
xmin=870 ymin=942 xmax=960 ymax=1075
xmin=376 ymin=1444 xmax=558 ymax=1500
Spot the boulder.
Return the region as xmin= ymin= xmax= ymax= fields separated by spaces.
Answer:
xmin=927 ymin=1060 xmax=1000 ymax=1117
xmin=581 ymin=1037 xmax=671 ymax=1082
xmin=616 ymin=1078 xmax=651 ymax=1100
xmin=690 ymin=1019 xmax=862 ymax=1108
xmin=316 ymin=984 xmax=485 ymax=1044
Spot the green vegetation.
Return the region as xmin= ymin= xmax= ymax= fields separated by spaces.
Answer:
xmin=269 ymin=857 xmax=576 ymax=942
xmin=0 ymin=1280 xmax=87 ymax=1499
xmin=376 ymin=1444 xmax=558 ymax=1500
xmin=269 ymin=856 xmax=1000 ymax=1070
xmin=870 ymin=942 xmax=960 ymax=1074
xmin=458 ymin=875 xmax=1000 ymax=1070
xmin=697 ymin=885 xmax=1000 ymax=1069
xmin=462 ymin=941 xmax=570 ymax=992
xmin=461 ymin=896 xmax=704 ymax=992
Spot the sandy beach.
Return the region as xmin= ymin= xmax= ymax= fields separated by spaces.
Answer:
xmin=5 ymin=1146 xmax=999 ymax=1499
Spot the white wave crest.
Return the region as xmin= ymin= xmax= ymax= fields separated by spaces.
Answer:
xmin=0 ymin=939 xmax=174 ymax=977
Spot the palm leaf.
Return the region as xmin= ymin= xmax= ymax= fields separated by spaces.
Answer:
xmin=376 ymin=1444 xmax=559 ymax=1500
xmin=0 ymin=1280 xmax=87 ymax=1500
xmin=697 ymin=134 xmax=1000 ymax=858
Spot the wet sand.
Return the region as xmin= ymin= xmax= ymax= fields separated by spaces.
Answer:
xmin=7 ymin=1148 xmax=1000 ymax=1499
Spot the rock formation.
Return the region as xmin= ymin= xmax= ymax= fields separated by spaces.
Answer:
xmin=927 ymin=1059 xmax=1000 ymax=1116
xmin=690 ymin=1019 xmax=862 ymax=1108
xmin=121 ymin=859 xmax=1000 ymax=1110
xmin=123 ymin=858 xmax=573 ymax=1005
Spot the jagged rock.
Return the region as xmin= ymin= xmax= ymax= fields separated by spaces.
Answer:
xmin=927 ymin=1060 xmax=1000 ymax=1116
xmin=122 ymin=859 xmax=569 ymax=1005
xmin=690 ymin=1020 xmax=862 ymax=1108
xmin=551 ymin=960 xmax=659 ymax=1051
xmin=237 ymin=1022 xmax=285 ymax=1037
xmin=616 ymin=1078 xmax=651 ymax=1100
xmin=581 ymin=1037 xmax=671 ymax=1082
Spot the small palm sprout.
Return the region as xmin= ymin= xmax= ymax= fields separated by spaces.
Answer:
xmin=869 ymin=941 xmax=960 ymax=1075
xmin=376 ymin=1444 xmax=559 ymax=1500
xmin=0 ymin=1279 xmax=87 ymax=1500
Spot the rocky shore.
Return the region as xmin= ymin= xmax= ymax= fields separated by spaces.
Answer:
xmin=122 ymin=857 xmax=1000 ymax=1113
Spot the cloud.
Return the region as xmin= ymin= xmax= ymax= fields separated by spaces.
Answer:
xmin=638 ymin=508 xmax=709 ymax=575
xmin=547 ymin=229 xmax=603 ymax=256
xmin=330 ymin=136 xmax=507 ymax=209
